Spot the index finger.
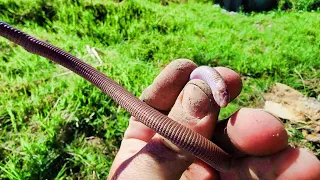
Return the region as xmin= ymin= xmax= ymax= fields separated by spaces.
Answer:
xmin=140 ymin=59 xmax=198 ymax=112
xmin=124 ymin=59 xmax=198 ymax=142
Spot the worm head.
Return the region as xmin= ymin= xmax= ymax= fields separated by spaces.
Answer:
xmin=216 ymin=89 xmax=230 ymax=108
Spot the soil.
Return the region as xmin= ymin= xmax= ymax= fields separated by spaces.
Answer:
xmin=262 ymin=83 xmax=320 ymax=143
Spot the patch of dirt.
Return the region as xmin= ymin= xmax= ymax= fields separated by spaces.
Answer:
xmin=262 ymin=83 xmax=320 ymax=144
xmin=86 ymin=136 xmax=105 ymax=150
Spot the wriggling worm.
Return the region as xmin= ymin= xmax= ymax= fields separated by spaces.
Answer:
xmin=0 ymin=21 xmax=232 ymax=172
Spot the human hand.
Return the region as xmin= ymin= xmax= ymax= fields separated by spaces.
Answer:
xmin=108 ymin=59 xmax=320 ymax=180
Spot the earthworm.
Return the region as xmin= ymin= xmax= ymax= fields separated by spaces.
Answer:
xmin=0 ymin=21 xmax=232 ymax=172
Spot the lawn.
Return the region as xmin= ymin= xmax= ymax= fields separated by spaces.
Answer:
xmin=0 ymin=0 xmax=319 ymax=179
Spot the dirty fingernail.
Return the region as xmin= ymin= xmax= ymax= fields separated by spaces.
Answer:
xmin=140 ymin=59 xmax=197 ymax=111
xmin=181 ymin=80 xmax=214 ymax=119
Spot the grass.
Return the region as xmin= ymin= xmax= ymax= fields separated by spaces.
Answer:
xmin=0 ymin=0 xmax=319 ymax=179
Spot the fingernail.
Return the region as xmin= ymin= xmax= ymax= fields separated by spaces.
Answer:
xmin=182 ymin=81 xmax=212 ymax=119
